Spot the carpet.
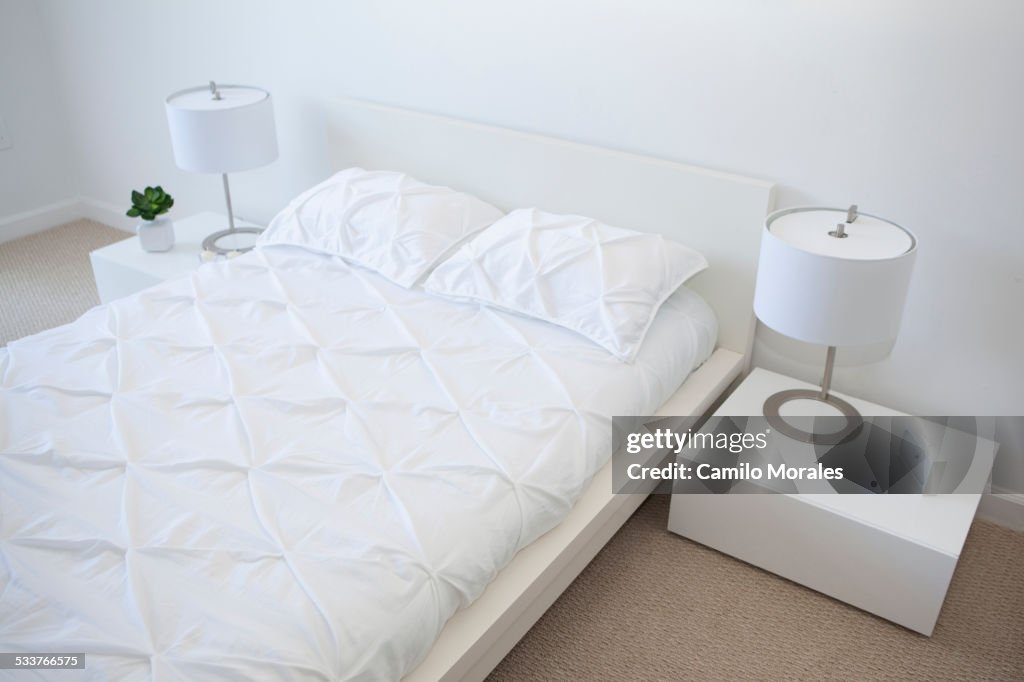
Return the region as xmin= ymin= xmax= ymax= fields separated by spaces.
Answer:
xmin=0 ymin=219 xmax=125 ymax=346
xmin=2 ymin=221 xmax=1021 ymax=680
xmin=488 ymin=495 xmax=1024 ymax=681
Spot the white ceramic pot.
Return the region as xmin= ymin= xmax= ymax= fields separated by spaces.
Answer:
xmin=137 ymin=217 xmax=175 ymax=252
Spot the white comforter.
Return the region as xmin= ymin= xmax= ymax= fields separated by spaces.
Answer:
xmin=0 ymin=244 xmax=715 ymax=680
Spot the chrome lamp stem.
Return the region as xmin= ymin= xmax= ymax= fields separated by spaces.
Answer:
xmin=819 ymin=345 xmax=836 ymax=400
xmin=222 ymin=173 xmax=236 ymax=232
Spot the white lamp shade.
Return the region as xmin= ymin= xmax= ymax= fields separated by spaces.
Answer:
xmin=753 ymin=207 xmax=917 ymax=347
xmin=165 ymin=84 xmax=278 ymax=174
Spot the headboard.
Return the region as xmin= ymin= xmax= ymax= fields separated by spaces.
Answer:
xmin=323 ymin=98 xmax=775 ymax=359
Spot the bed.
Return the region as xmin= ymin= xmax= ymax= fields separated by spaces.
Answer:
xmin=0 ymin=99 xmax=774 ymax=680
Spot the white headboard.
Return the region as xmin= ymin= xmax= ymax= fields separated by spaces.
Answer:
xmin=322 ymin=98 xmax=775 ymax=358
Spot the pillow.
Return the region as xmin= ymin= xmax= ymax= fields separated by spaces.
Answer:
xmin=258 ymin=168 xmax=504 ymax=287
xmin=423 ymin=208 xmax=708 ymax=361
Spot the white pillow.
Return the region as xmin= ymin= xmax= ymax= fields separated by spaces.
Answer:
xmin=423 ymin=208 xmax=708 ymax=361
xmin=258 ymin=168 xmax=504 ymax=287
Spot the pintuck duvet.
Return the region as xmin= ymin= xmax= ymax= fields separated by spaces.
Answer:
xmin=0 ymin=243 xmax=715 ymax=680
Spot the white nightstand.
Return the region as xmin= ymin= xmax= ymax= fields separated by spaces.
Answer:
xmin=90 ymin=212 xmax=260 ymax=304
xmin=667 ymin=368 xmax=994 ymax=636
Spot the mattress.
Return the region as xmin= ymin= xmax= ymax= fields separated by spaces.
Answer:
xmin=0 ymin=244 xmax=716 ymax=680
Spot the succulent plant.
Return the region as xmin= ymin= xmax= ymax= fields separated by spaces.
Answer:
xmin=126 ymin=186 xmax=174 ymax=221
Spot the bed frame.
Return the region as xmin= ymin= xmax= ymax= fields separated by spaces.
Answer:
xmin=322 ymin=98 xmax=775 ymax=680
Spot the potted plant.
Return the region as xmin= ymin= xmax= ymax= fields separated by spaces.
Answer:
xmin=127 ymin=186 xmax=175 ymax=252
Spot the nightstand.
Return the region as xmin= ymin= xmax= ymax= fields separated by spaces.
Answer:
xmin=89 ymin=212 xmax=260 ymax=304
xmin=667 ymin=367 xmax=994 ymax=636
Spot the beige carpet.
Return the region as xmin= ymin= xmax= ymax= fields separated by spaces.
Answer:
xmin=489 ymin=495 xmax=1024 ymax=681
xmin=3 ymin=220 xmax=1022 ymax=680
xmin=0 ymin=219 xmax=125 ymax=345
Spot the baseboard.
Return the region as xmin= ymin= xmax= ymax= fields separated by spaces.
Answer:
xmin=0 ymin=197 xmax=136 ymax=244
xmin=976 ymin=491 xmax=1024 ymax=532
xmin=78 ymin=197 xmax=134 ymax=232
xmin=0 ymin=199 xmax=83 ymax=244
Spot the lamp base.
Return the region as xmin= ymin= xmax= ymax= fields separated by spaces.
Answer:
xmin=201 ymin=227 xmax=263 ymax=256
xmin=763 ymin=389 xmax=864 ymax=445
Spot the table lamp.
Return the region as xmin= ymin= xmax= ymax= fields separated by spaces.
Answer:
xmin=753 ymin=205 xmax=917 ymax=444
xmin=165 ymin=81 xmax=278 ymax=255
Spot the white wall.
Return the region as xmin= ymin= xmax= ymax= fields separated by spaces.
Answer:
xmin=26 ymin=0 xmax=1024 ymax=422
xmin=0 ymin=0 xmax=76 ymax=227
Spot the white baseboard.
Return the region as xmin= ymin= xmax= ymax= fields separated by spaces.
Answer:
xmin=0 ymin=199 xmax=84 ymax=244
xmin=976 ymin=491 xmax=1024 ymax=532
xmin=78 ymin=197 xmax=134 ymax=232
xmin=0 ymin=197 xmax=136 ymax=244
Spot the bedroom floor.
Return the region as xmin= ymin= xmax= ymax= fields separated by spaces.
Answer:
xmin=489 ymin=495 xmax=1024 ymax=681
xmin=2 ymin=222 xmax=1023 ymax=681
xmin=0 ymin=219 xmax=124 ymax=345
